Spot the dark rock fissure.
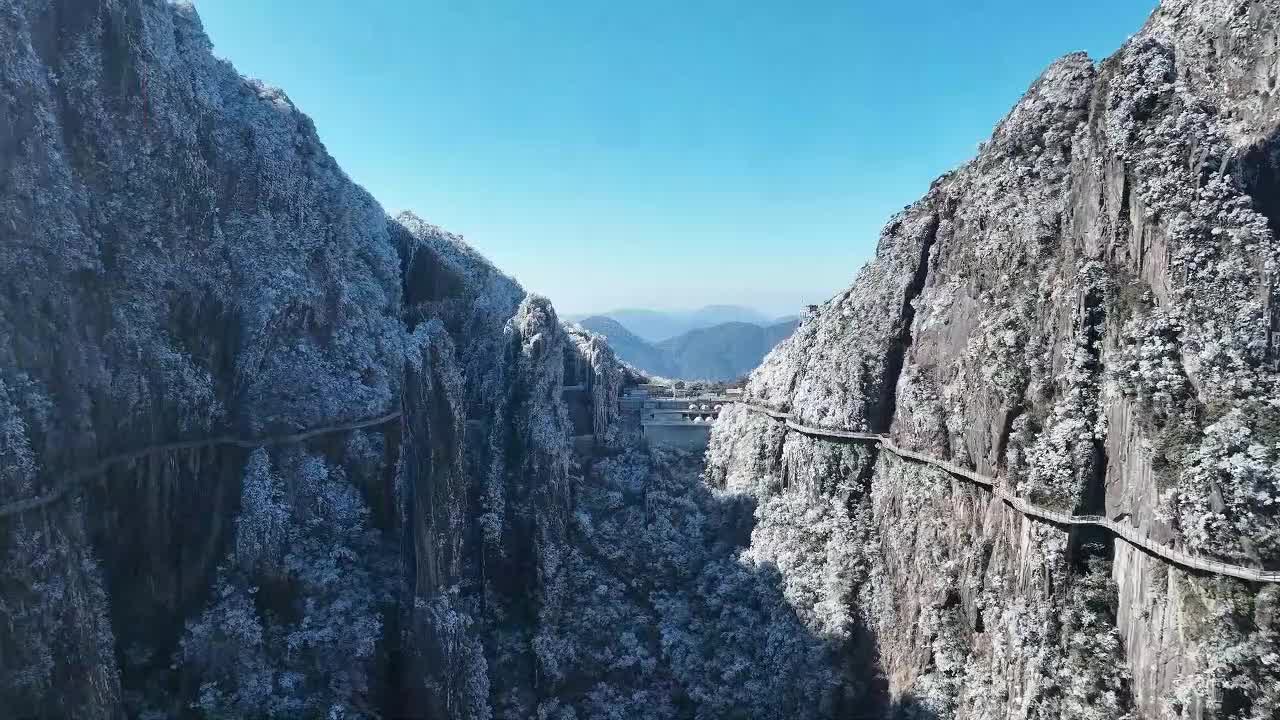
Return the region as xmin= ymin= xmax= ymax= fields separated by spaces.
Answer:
xmin=770 ymin=423 xmax=788 ymax=483
xmin=854 ymin=445 xmax=879 ymax=494
xmin=87 ymin=444 xmax=246 ymax=708
xmin=1240 ymin=133 xmax=1280 ymax=243
xmin=873 ymin=215 xmax=942 ymax=435
xmin=1070 ymin=282 xmax=1114 ymax=572
xmin=995 ymin=406 xmax=1021 ymax=471
xmin=1238 ymin=133 xmax=1280 ymax=367
xmin=1116 ymin=169 xmax=1133 ymax=263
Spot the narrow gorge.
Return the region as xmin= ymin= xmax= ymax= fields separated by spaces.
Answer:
xmin=2 ymin=1 xmax=1280 ymax=719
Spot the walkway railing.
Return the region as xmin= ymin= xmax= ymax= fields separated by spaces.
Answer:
xmin=0 ymin=411 xmax=403 ymax=519
xmin=10 ymin=398 xmax=1273 ymax=582
xmin=737 ymin=401 xmax=1280 ymax=584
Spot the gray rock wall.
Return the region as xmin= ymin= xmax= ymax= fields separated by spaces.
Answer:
xmin=708 ymin=2 xmax=1280 ymax=717
xmin=0 ymin=2 xmax=626 ymax=717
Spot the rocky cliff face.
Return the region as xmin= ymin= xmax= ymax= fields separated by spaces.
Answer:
xmin=7 ymin=0 xmax=1280 ymax=718
xmin=709 ymin=1 xmax=1280 ymax=718
xmin=0 ymin=2 xmax=625 ymax=717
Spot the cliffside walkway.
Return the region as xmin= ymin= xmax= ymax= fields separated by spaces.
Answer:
xmin=0 ymin=411 xmax=403 ymax=520
xmin=740 ymin=402 xmax=1280 ymax=584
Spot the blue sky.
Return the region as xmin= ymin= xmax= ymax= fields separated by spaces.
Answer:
xmin=195 ymin=0 xmax=1156 ymax=317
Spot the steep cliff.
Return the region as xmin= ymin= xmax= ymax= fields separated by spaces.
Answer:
xmin=709 ymin=1 xmax=1280 ymax=718
xmin=0 ymin=2 xmax=623 ymax=717
xmin=8 ymin=0 xmax=1280 ymax=718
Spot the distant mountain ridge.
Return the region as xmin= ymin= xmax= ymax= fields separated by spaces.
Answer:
xmin=573 ymin=316 xmax=672 ymax=377
xmin=577 ymin=315 xmax=798 ymax=381
xmin=566 ymin=304 xmax=778 ymax=343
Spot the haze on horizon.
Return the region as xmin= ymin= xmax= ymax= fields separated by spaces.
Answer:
xmin=195 ymin=0 xmax=1156 ymax=318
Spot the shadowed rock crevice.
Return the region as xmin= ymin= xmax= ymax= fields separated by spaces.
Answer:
xmin=875 ymin=214 xmax=941 ymax=435
xmin=994 ymin=406 xmax=1020 ymax=471
xmin=1238 ymin=132 xmax=1280 ymax=364
xmin=1077 ymin=281 xmax=1110 ymax=519
xmin=86 ymin=444 xmax=247 ymax=710
xmin=1240 ymin=134 xmax=1280 ymax=240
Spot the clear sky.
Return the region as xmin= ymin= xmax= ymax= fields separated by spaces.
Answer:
xmin=194 ymin=0 xmax=1157 ymax=317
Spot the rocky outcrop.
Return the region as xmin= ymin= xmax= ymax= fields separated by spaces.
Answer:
xmin=565 ymin=324 xmax=630 ymax=445
xmin=0 ymin=2 xmax=625 ymax=717
xmin=708 ymin=2 xmax=1280 ymax=718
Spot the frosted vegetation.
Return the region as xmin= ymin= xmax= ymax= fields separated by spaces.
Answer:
xmin=175 ymin=448 xmax=394 ymax=718
xmin=5 ymin=0 xmax=1280 ymax=718
xmin=528 ymin=445 xmax=923 ymax=719
xmin=706 ymin=3 xmax=1280 ymax=718
xmin=0 ymin=1 xmax=637 ymax=714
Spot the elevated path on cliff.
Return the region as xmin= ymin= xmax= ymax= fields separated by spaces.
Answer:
xmin=0 ymin=411 xmax=403 ymax=519
xmin=737 ymin=402 xmax=1280 ymax=584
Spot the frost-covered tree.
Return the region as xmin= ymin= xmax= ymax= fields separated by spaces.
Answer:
xmin=1164 ymin=404 xmax=1280 ymax=563
xmin=1179 ymin=583 xmax=1280 ymax=720
xmin=177 ymin=449 xmax=392 ymax=718
xmin=1052 ymin=554 xmax=1135 ymax=720
xmin=0 ymin=379 xmax=119 ymax=718
xmin=522 ymin=446 xmax=846 ymax=719
xmin=1019 ymin=261 xmax=1109 ymax=510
